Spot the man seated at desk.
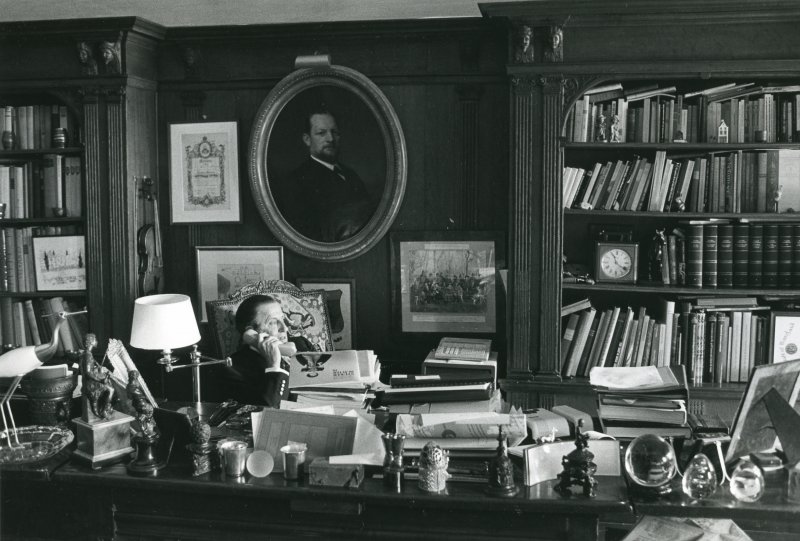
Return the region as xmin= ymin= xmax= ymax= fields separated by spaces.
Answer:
xmin=224 ymin=294 xmax=312 ymax=408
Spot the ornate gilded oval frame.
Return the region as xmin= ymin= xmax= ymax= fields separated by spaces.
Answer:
xmin=249 ymin=63 xmax=407 ymax=261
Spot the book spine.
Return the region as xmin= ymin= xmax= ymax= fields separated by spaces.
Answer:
xmin=733 ymin=223 xmax=750 ymax=288
xmin=717 ymin=224 xmax=734 ymax=288
xmin=779 ymin=223 xmax=794 ymax=288
xmin=702 ymin=223 xmax=719 ymax=288
xmin=576 ymin=316 xmax=600 ymax=377
xmin=667 ymin=233 xmax=678 ymax=284
xmin=793 ymin=224 xmax=800 ymax=287
xmin=0 ymin=298 xmax=13 ymax=346
xmin=763 ymin=223 xmax=779 ymax=287
xmin=690 ymin=310 xmax=706 ymax=386
xmin=748 ymin=224 xmax=764 ymax=287
xmin=687 ymin=223 xmax=704 ymax=287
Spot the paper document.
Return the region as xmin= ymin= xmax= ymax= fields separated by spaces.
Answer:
xmin=251 ymin=408 xmax=356 ymax=472
xmin=590 ymin=366 xmax=674 ymax=390
xmin=328 ymin=410 xmax=385 ymax=466
xmin=622 ymin=516 xmax=751 ymax=541
xmin=288 ymin=350 xmax=362 ymax=389
xmin=395 ymin=411 xmax=526 ymax=440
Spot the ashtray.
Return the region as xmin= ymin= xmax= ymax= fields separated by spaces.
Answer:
xmin=0 ymin=425 xmax=74 ymax=465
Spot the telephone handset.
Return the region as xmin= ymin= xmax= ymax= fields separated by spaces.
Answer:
xmin=242 ymin=329 xmax=298 ymax=357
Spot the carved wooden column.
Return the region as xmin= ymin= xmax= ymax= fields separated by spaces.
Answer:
xmin=455 ymin=85 xmax=482 ymax=228
xmin=535 ymin=75 xmax=564 ymax=381
xmin=105 ymin=86 xmax=136 ymax=340
xmin=507 ymin=75 xmax=538 ymax=381
xmin=80 ymin=88 xmax=108 ymax=345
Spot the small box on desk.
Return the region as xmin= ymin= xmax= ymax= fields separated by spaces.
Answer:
xmin=422 ymin=350 xmax=497 ymax=390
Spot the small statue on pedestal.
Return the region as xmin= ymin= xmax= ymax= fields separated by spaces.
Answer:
xmin=187 ymin=417 xmax=216 ymax=476
xmin=610 ymin=115 xmax=622 ymax=143
xmin=555 ymin=419 xmax=598 ymax=498
xmin=648 ymin=228 xmax=668 ymax=282
xmin=486 ymin=426 xmax=519 ymax=497
xmin=126 ymin=370 xmax=166 ymax=477
xmin=81 ymin=333 xmax=117 ymax=420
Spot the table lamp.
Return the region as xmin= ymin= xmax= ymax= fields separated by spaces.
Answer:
xmin=130 ymin=294 xmax=230 ymax=410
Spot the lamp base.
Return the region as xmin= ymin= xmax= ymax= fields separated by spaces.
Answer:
xmin=73 ymin=411 xmax=135 ymax=470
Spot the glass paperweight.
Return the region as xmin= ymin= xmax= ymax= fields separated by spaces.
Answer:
xmin=729 ymin=458 xmax=765 ymax=502
xmin=682 ymin=452 xmax=718 ymax=500
xmin=624 ymin=434 xmax=678 ymax=496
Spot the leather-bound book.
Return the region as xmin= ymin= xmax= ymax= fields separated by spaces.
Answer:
xmin=763 ymin=223 xmax=779 ymax=288
xmin=778 ymin=223 xmax=794 ymax=288
xmin=733 ymin=223 xmax=750 ymax=288
xmin=702 ymin=223 xmax=719 ymax=288
xmin=686 ymin=223 xmax=704 ymax=287
xmin=793 ymin=224 xmax=800 ymax=287
xmin=717 ymin=224 xmax=734 ymax=288
xmin=748 ymin=224 xmax=764 ymax=287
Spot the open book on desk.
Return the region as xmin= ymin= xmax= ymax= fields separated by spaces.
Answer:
xmin=288 ymin=350 xmax=364 ymax=391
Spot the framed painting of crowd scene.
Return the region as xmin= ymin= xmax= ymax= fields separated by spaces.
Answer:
xmin=390 ymin=231 xmax=503 ymax=333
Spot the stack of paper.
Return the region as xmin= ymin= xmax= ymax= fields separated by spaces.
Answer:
xmin=288 ymin=350 xmax=372 ymax=408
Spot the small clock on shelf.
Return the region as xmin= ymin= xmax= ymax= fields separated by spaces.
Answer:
xmin=595 ymin=241 xmax=639 ymax=284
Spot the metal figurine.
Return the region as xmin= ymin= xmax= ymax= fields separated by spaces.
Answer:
xmin=555 ymin=419 xmax=598 ymax=498
xmin=486 ymin=426 xmax=519 ymax=497
xmin=417 ymin=442 xmax=450 ymax=493
xmin=126 ymin=372 xmax=166 ymax=477
xmin=187 ymin=417 xmax=216 ymax=476
xmin=381 ymin=432 xmax=406 ymax=491
xmin=80 ymin=333 xmax=117 ymax=421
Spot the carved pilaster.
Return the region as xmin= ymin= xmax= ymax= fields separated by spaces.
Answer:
xmin=536 ymin=75 xmax=565 ymax=381
xmin=538 ymin=393 xmax=556 ymax=410
xmin=455 ymin=86 xmax=482 ymax=228
xmin=80 ymin=89 xmax=106 ymax=345
xmin=507 ymin=75 xmax=538 ymax=381
xmin=105 ymin=90 xmax=134 ymax=340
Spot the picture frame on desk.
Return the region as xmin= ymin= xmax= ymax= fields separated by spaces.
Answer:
xmin=195 ymin=246 xmax=283 ymax=322
xmin=169 ymin=121 xmax=241 ymax=224
xmin=390 ymin=231 xmax=504 ymax=334
xmin=296 ymin=277 xmax=356 ymax=349
xmin=32 ymin=235 xmax=86 ymax=291
xmin=768 ymin=311 xmax=800 ymax=364
xmin=726 ymin=358 xmax=800 ymax=464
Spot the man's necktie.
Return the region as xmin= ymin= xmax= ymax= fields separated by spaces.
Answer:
xmin=333 ymin=164 xmax=346 ymax=181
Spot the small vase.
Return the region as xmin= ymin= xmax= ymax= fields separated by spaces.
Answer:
xmin=2 ymin=130 xmax=15 ymax=150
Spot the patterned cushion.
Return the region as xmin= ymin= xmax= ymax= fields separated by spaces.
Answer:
xmin=206 ymin=279 xmax=334 ymax=358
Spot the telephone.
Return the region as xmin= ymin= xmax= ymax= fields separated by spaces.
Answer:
xmin=242 ymin=329 xmax=298 ymax=357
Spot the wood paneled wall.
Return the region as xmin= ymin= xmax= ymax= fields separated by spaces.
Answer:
xmin=155 ymin=20 xmax=510 ymax=393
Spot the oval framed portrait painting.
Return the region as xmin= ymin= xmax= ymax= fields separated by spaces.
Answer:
xmin=249 ymin=60 xmax=407 ymax=261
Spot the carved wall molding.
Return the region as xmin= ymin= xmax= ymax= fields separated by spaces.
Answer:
xmin=75 ymin=32 xmax=125 ymax=76
xmin=455 ymin=85 xmax=483 ymax=227
xmin=179 ymin=91 xmax=207 ymax=121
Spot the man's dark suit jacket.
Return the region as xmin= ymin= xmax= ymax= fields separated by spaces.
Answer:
xmin=278 ymin=157 xmax=373 ymax=242
xmin=225 ymin=336 xmax=312 ymax=408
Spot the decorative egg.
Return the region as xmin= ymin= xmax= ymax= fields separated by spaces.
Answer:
xmin=682 ymin=452 xmax=718 ymax=499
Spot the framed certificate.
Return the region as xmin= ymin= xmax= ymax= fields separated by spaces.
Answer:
xmin=169 ymin=121 xmax=241 ymax=223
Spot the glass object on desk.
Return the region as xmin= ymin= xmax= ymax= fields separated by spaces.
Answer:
xmin=625 ymin=434 xmax=678 ymax=495
xmin=682 ymin=453 xmax=717 ymax=500
xmin=729 ymin=458 xmax=765 ymax=502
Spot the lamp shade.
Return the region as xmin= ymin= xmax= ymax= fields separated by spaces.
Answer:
xmin=0 ymin=346 xmax=42 ymax=378
xmin=130 ymin=294 xmax=201 ymax=351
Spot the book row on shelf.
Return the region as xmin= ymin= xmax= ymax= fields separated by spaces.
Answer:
xmin=0 ymin=296 xmax=87 ymax=353
xmin=563 ymin=148 xmax=800 ymax=214
xmin=0 ymin=155 xmax=83 ymax=219
xmin=569 ymin=81 xmax=800 ymax=144
xmin=0 ymin=226 xmax=82 ymax=293
xmin=561 ymin=297 xmax=771 ymax=387
xmin=1 ymin=104 xmax=77 ymax=150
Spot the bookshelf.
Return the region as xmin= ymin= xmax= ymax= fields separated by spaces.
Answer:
xmin=481 ymin=0 xmax=800 ymax=423
xmin=0 ymin=18 xmax=165 ymax=350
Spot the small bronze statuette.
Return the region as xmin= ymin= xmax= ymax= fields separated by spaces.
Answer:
xmin=486 ymin=426 xmax=519 ymax=497
xmin=127 ymin=371 xmax=166 ymax=476
xmin=187 ymin=417 xmax=216 ymax=476
xmin=555 ymin=419 xmax=598 ymax=497
xmin=381 ymin=432 xmax=406 ymax=491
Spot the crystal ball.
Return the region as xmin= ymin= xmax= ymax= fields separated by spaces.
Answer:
xmin=624 ymin=434 xmax=677 ymax=487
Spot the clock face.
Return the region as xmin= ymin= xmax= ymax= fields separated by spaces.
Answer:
xmin=600 ymin=248 xmax=632 ymax=279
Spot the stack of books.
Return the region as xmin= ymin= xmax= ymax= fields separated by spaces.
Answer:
xmin=590 ymin=365 xmax=691 ymax=439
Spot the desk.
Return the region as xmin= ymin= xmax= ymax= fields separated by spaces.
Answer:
xmin=1 ymin=462 xmax=629 ymax=541
xmin=633 ymin=485 xmax=800 ymax=541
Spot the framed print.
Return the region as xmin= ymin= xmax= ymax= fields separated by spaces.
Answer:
xmin=170 ymin=121 xmax=241 ymax=223
xmin=33 ymin=235 xmax=86 ymax=291
xmin=297 ymin=277 xmax=356 ymax=350
xmin=195 ymin=246 xmax=283 ymax=321
xmin=768 ymin=311 xmax=800 ymax=363
xmin=390 ymin=231 xmax=504 ymax=334
xmin=726 ymin=358 xmax=800 ymax=463
xmin=248 ymin=59 xmax=406 ymax=262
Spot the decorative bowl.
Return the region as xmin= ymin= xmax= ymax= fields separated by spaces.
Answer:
xmin=0 ymin=425 xmax=74 ymax=465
